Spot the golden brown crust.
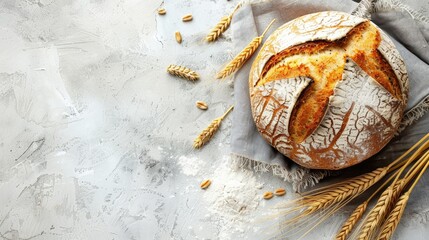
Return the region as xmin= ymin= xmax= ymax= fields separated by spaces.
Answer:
xmin=257 ymin=21 xmax=402 ymax=143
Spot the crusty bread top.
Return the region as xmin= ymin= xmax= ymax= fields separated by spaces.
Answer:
xmin=257 ymin=21 xmax=402 ymax=142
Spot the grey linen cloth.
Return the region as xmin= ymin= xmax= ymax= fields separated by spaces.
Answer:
xmin=230 ymin=0 xmax=429 ymax=191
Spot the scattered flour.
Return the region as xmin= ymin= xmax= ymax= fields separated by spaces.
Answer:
xmin=177 ymin=155 xmax=266 ymax=239
xmin=202 ymin=156 xmax=264 ymax=239
xmin=177 ymin=156 xmax=204 ymax=176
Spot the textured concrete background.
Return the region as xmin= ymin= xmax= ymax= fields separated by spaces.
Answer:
xmin=0 ymin=0 xmax=428 ymax=239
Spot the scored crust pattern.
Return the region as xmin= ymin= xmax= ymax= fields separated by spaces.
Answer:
xmin=377 ymin=30 xmax=409 ymax=103
xmin=253 ymin=77 xmax=312 ymax=138
xmin=251 ymin=11 xmax=366 ymax=87
xmin=249 ymin=11 xmax=408 ymax=169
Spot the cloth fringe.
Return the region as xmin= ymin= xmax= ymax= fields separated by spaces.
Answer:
xmin=376 ymin=0 xmax=429 ymax=24
xmin=351 ymin=0 xmax=375 ymax=19
xmin=397 ymin=95 xmax=429 ymax=134
xmin=352 ymin=0 xmax=429 ymax=24
xmin=230 ymin=153 xmax=332 ymax=192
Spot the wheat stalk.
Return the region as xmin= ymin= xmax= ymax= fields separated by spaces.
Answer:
xmin=216 ymin=19 xmax=276 ymax=79
xmin=193 ymin=105 xmax=234 ymax=149
xmin=377 ymin=151 xmax=429 ymax=240
xmin=336 ymin=200 xmax=368 ymax=240
xmin=351 ymin=136 xmax=429 ymax=239
xmin=205 ymin=3 xmax=242 ymax=42
xmin=167 ymin=64 xmax=199 ymax=81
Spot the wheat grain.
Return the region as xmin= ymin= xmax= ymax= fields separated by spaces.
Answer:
xmin=167 ymin=64 xmax=199 ymax=81
xmin=205 ymin=3 xmax=242 ymax=42
xmin=274 ymin=188 xmax=286 ymax=196
xmin=376 ymin=192 xmax=409 ymax=240
xmin=335 ymin=201 xmax=368 ymax=240
xmin=193 ymin=105 xmax=234 ymax=149
xmin=175 ymin=31 xmax=182 ymax=44
xmin=182 ymin=14 xmax=193 ymax=22
xmin=216 ymin=19 xmax=276 ymax=79
xmin=263 ymin=192 xmax=274 ymax=200
xmin=196 ymin=101 xmax=208 ymax=110
xmin=158 ymin=8 xmax=166 ymax=15
xmin=200 ymin=179 xmax=212 ymax=189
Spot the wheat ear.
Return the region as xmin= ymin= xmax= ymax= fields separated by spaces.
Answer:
xmin=353 ymin=136 xmax=429 ymax=240
xmin=272 ymin=166 xmax=388 ymax=233
xmin=303 ymin=167 xmax=388 ymax=214
xmin=335 ymin=201 xmax=368 ymax=240
xmin=206 ymin=3 xmax=242 ymax=42
xmin=216 ymin=19 xmax=275 ymax=79
xmin=376 ymin=192 xmax=409 ymax=240
xmin=356 ymin=179 xmax=406 ymax=240
xmin=335 ymin=168 xmax=402 ymax=240
xmin=377 ymin=151 xmax=429 ymax=240
xmin=193 ymin=105 xmax=234 ymax=149
xmin=357 ymin=143 xmax=429 ymax=240
xmin=167 ymin=64 xmax=199 ymax=81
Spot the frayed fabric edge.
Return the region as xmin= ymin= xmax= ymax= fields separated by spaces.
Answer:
xmin=397 ymin=95 xmax=429 ymax=134
xmin=376 ymin=0 xmax=429 ymax=24
xmin=352 ymin=0 xmax=429 ymax=24
xmin=230 ymin=153 xmax=332 ymax=192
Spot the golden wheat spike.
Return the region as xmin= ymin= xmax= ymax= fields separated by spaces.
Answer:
xmin=273 ymin=167 xmax=388 ymax=231
xmin=205 ymin=3 xmax=242 ymax=42
xmin=216 ymin=19 xmax=276 ymax=79
xmin=356 ymin=148 xmax=429 ymax=240
xmin=206 ymin=16 xmax=232 ymax=42
xmin=335 ymin=201 xmax=368 ymax=240
xmin=193 ymin=105 xmax=234 ymax=149
xmin=356 ymin=179 xmax=406 ymax=240
xmin=356 ymin=186 xmax=394 ymax=240
xmin=378 ymin=151 xmax=429 ymax=240
xmin=167 ymin=64 xmax=199 ymax=81
xmin=304 ymin=167 xmax=387 ymax=214
xmin=335 ymin=169 xmax=402 ymax=240
xmin=376 ymin=192 xmax=409 ymax=240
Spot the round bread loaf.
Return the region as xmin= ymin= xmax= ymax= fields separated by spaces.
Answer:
xmin=249 ymin=11 xmax=408 ymax=170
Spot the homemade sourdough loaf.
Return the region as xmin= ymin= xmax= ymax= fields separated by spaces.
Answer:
xmin=249 ymin=11 xmax=408 ymax=170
